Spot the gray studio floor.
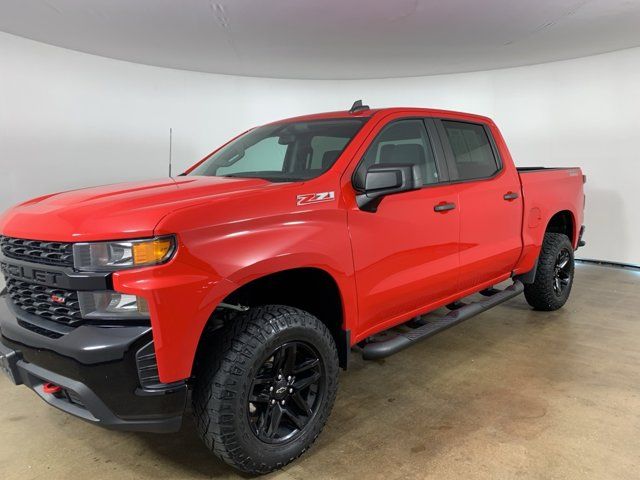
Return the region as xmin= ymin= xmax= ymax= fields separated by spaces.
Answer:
xmin=1 ymin=263 xmax=638 ymax=480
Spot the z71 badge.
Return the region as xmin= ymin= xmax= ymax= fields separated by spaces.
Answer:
xmin=296 ymin=191 xmax=335 ymax=206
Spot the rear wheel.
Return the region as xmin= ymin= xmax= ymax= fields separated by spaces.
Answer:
xmin=524 ymin=232 xmax=575 ymax=311
xmin=193 ymin=305 xmax=339 ymax=475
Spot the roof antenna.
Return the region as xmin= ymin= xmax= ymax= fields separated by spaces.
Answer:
xmin=349 ymin=99 xmax=370 ymax=114
xmin=168 ymin=127 xmax=173 ymax=177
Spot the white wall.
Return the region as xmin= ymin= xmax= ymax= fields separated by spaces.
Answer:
xmin=1 ymin=32 xmax=638 ymax=265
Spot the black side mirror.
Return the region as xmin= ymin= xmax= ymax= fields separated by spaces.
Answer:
xmin=355 ymin=163 xmax=422 ymax=212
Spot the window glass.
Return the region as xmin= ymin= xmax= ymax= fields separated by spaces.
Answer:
xmin=309 ymin=136 xmax=350 ymax=169
xmin=442 ymin=121 xmax=498 ymax=180
xmin=189 ymin=119 xmax=366 ymax=182
xmin=217 ymin=137 xmax=286 ymax=175
xmin=357 ymin=120 xmax=439 ymax=186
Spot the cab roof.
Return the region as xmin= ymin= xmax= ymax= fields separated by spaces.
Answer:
xmin=271 ymin=106 xmax=494 ymax=126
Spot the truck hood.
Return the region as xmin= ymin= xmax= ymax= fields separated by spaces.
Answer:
xmin=0 ymin=176 xmax=282 ymax=242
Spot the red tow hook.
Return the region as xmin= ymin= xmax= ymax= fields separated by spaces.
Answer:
xmin=43 ymin=382 xmax=63 ymax=395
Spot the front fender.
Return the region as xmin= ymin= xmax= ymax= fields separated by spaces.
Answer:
xmin=128 ymin=200 xmax=355 ymax=383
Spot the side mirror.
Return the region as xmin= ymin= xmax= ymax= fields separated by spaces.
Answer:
xmin=355 ymin=163 xmax=422 ymax=212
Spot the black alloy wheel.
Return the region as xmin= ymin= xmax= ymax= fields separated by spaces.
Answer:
xmin=553 ymin=248 xmax=572 ymax=295
xmin=248 ymin=341 xmax=324 ymax=444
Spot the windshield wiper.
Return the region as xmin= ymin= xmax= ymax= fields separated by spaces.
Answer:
xmin=219 ymin=173 xmax=297 ymax=182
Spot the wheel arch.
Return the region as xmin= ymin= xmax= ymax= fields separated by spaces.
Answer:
xmin=545 ymin=209 xmax=576 ymax=244
xmin=514 ymin=208 xmax=578 ymax=280
xmin=194 ymin=266 xmax=352 ymax=373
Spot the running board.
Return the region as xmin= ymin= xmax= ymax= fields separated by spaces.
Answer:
xmin=362 ymin=281 xmax=524 ymax=361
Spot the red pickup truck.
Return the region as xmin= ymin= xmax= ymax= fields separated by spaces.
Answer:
xmin=0 ymin=102 xmax=585 ymax=474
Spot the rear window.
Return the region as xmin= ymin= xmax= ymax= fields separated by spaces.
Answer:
xmin=189 ymin=118 xmax=367 ymax=182
xmin=442 ymin=121 xmax=499 ymax=180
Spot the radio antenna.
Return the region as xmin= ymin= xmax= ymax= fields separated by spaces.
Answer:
xmin=349 ymin=99 xmax=369 ymax=114
xmin=168 ymin=127 xmax=173 ymax=177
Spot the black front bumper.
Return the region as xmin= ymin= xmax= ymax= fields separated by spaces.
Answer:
xmin=0 ymin=296 xmax=187 ymax=433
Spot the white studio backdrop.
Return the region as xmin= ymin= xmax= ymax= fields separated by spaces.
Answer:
xmin=1 ymin=32 xmax=638 ymax=266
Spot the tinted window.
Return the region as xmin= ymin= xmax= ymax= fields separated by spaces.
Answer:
xmin=217 ymin=137 xmax=287 ymax=175
xmin=357 ymin=120 xmax=439 ymax=186
xmin=309 ymin=136 xmax=350 ymax=170
xmin=442 ymin=121 xmax=498 ymax=180
xmin=190 ymin=118 xmax=366 ymax=182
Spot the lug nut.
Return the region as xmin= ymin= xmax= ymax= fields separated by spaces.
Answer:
xmin=269 ymin=386 xmax=274 ymax=392
xmin=277 ymin=374 xmax=282 ymax=380
xmin=289 ymin=388 xmax=293 ymax=394
xmin=287 ymin=376 xmax=292 ymax=381
xmin=281 ymin=400 xmax=286 ymax=405
xmin=271 ymin=399 xmax=275 ymax=405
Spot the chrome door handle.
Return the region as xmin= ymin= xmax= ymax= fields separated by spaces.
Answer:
xmin=434 ymin=202 xmax=456 ymax=212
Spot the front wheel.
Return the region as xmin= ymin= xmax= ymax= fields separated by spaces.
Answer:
xmin=193 ymin=305 xmax=339 ymax=475
xmin=524 ymin=232 xmax=575 ymax=311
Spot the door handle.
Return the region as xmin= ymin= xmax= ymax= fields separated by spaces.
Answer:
xmin=434 ymin=202 xmax=456 ymax=212
xmin=503 ymin=192 xmax=519 ymax=201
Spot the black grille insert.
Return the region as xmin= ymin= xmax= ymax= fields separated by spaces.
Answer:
xmin=17 ymin=320 xmax=64 ymax=339
xmin=6 ymin=278 xmax=82 ymax=326
xmin=0 ymin=236 xmax=74 ymax=267
xmin=136 ymin=341 xmax=161 ymax=389
xmin=135 ymin=342 xmax=184 ymax=391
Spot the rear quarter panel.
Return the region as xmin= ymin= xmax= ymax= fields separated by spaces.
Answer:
xmin=516 ymin=168 xmax=585 ymax=274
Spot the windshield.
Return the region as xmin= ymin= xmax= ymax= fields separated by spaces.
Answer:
xmin=188 ymin=118 xmax=367 ymax=181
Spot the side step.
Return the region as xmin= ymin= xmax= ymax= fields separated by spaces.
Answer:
xmin=362 ymin=280 xmax=524 ymax=361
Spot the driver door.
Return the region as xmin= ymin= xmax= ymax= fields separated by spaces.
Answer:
xmin=347 ymin=118 xmax=461 ymax=337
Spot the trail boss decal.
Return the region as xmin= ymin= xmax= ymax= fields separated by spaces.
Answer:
xmin=296 ymin=191 xmax=335 ymax=206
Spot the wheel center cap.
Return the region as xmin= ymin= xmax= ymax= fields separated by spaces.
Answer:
xmin=274 ymin=381 xmax=289 ymax=399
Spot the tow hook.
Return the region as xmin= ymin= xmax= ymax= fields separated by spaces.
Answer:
xmin=42 ymin=383 xmax=63 ymax=395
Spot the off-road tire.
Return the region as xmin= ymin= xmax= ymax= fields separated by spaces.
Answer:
xmin=524 ymin=233 xmax=575 ymax=311
xmin=192 ymin=305 xmax=339 ymax=475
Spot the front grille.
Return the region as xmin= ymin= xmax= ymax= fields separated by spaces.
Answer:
xmin=0 ymin=236 xmax=73 ymax=267
xmin=6 ymin=278 xmax=82 ymax=326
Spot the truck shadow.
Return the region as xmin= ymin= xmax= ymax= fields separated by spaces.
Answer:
xmin=134 ymin=413 xmax=248 ymax=478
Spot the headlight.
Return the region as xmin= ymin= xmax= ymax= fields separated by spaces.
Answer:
xmin=73 ymin=236 xmax=176 ymax=271
xmin=78 ymin=291 xmax=149 ymax=320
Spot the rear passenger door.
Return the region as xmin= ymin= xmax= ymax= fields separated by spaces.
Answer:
xmin=436 ymin=120 xmax=523 ymax=290
xmin=348 ymin=118 xmax=461 ymax=336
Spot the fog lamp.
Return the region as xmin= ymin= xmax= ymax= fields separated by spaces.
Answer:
xmin=78 ymin=291 xmax=150 ymax=320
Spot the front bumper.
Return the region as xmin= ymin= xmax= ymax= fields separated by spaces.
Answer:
xmin=0 ymin=296 xmax=187 ymax=433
